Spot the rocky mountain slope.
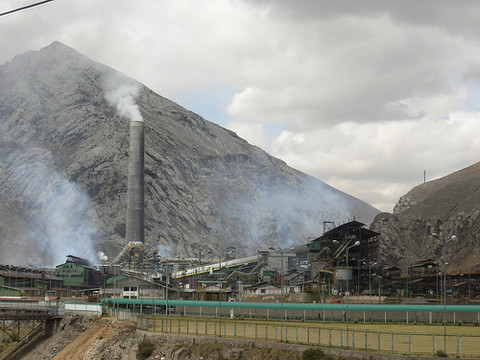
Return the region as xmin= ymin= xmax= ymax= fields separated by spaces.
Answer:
xmin=0 ymin=42 xmax=379 ymax=266
xmin=371 ymin=161 xmax=480 ymax=272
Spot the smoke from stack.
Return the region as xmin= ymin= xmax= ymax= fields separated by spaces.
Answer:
xmin=105 ymin=77 xmax=145 ymax=244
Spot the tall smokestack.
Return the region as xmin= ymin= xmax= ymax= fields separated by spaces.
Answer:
xmin=126 ymin=120 xmax=145 ymax=243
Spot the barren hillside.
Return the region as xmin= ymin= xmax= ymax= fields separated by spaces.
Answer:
xmin=371 ymin=161 xmax=480 ymax=271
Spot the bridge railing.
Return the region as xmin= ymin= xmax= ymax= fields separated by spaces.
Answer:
xmin=0 ymin=300 xmax=61 ymax=316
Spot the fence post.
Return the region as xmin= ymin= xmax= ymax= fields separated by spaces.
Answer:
xmin=214 ymin=321 xmax=217 ymax=337
xmin=318 ymin=327 xmax=321 ymax=345
xmin=433 ymin=335 xmax=436 ymax=356
xmin=178 ymin=319 xmax=180 ymax=334
xmin=196 ymin=320 xmax=198 ymax=336
xmin=285 ymin=325 xmax=288 ymax=343
xmin=329 ymin=328 xmax=332 ymax=346
xmin=391 ymin=332 xmax=394 ymax=354
xmin=244 ymin=323 xmax=247 ymax=339
xmin=296 ymin=326 xmax=298 ymax=344
xmin=352 ymin=330 xmax=355 ymax=349
xmin=234 ymin=322 xmax=236 ymax=337
xmin=378 ymin=331 xmax=381 ymax=352
xmin=186 ymin=319 xmax=189 ymax=335
xmin=408 ymin=333 xmax=412 ymax=355
xmin=364 ymin=330 xmax=367 ymax=351
xmin=457 ymin=335 xmax=460 ymax=357
xmin=307 ymin=327 xmax=310 ymax=344
xmin=340 ymin=329 xmax=343 ymax=348
xmin=265 ymin=324 xmax=268 ymax=340
xmin=275 ymin=325 xmax=277 ymax=341
xmin=205 ymin=320 xmax=207 ymax=336
xmin=255 ymin=323 xmax=257 ymax=339
xmin=169 ymin=319 xmax=172 ymax=333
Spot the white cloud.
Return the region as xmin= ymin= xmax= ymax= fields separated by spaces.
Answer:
xmin=2 ymin=0 xmax=480 ymax=212
xmin=271 ymin=111 xmax=480 ymax=211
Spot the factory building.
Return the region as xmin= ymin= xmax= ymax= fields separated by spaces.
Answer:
xmin=105 ymin=273 xmax=166 ymax=299
xmin=55 ymin=255 xmax=100 ymax=294
xmin=0 ymin=265 xmax=62 ymax=297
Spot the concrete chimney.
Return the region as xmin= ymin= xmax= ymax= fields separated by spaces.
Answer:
xmin=125 ymin=120 xmax=145 ymax=243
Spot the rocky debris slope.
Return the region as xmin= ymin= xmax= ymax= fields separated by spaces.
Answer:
xmin=0 ymin=42 xmax=379 ymax=265
xmin=20 ymin=315 xmax=378 ymax=360
xmin=370 ymin=161 xmax=480 ymax=272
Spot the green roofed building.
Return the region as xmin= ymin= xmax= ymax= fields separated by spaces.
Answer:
xmin=56 ymin=255 xmax=99 ymax=289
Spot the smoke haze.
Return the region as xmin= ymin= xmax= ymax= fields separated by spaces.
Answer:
xmin=157 ymin=244 xmax=173 ymax=258
xmin=0 ymin=148 xmax=98 ymax=266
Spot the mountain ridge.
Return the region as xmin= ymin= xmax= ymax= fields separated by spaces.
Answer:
xmin=371 ymin=161 xmax=480 ymax=272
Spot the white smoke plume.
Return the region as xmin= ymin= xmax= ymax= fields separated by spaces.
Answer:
xmin=1 ymin=148 xmax=98 ymax=266
xmin=98 ymin=251 xmax=108 ymax=262
xmin=104 ymin=73 xmax=143 ymax=122
xmin=157 ymin=244 xmax=173 ymax=258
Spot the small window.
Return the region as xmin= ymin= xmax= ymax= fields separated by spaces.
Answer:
xmin=260 ymin=289 xmax=266 ymax=294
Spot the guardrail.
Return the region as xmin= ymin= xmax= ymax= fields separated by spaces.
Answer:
xmin=0 ymin=301 xmax=62 ymax=317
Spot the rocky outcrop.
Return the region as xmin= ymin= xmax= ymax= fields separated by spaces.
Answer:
xmin=0 ymin=42 xmax=379 ymax=266
xmin=371 ymin=162 xmax=480 ymax=272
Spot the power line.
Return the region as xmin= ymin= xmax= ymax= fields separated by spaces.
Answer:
xmin=0 ymin=0 xmax=54 ymax=17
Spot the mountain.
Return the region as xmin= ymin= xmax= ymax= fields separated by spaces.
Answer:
xmin=371 ymin=161 xmax=480 ymax=272
xmin=0 ymin=42 xmax=379 ymax=266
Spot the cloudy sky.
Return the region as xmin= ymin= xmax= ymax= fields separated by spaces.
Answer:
xmin=2 ymin=0 xmax=480 ymax=212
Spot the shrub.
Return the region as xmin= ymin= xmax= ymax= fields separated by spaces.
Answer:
xmin=435 ymin=350 xmax=448 ymax=357
xmin=137 ymin=339 xmax=155 ymax=360
xmin=302 ymin=348 xmax=331 ymax=360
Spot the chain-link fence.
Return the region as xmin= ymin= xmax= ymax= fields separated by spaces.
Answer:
xmin=117 ymin=311 xmax=480 ymax=358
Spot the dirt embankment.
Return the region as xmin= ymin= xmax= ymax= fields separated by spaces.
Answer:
xmin=20 ymin=316 xmax=136 ymax=360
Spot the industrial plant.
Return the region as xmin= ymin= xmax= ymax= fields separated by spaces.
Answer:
xmin=1 ymin=108 xmax=479 ymax=306
xmin=1 ymin=219 xmax=478 ymax=307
